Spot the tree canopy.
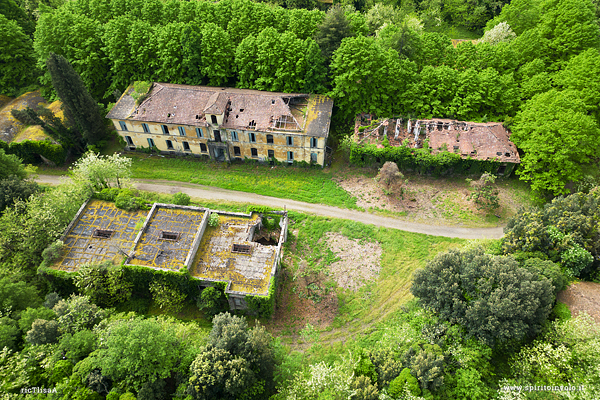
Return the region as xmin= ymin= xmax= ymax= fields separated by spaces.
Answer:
xmin=411 ymin=247 xmax=554 ymax=348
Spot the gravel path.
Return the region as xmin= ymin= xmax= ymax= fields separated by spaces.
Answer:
xmin=36 ymin=174 xmax=504 ymax=239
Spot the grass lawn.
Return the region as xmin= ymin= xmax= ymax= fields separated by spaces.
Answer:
xmin=128 ymin=153 xmax=359 ymax=209
xmin=265 ymin=212 xmax=467 ymax=349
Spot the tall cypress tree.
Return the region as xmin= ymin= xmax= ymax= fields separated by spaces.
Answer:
xmin=46 ymin=52 xmax=107 ymax=145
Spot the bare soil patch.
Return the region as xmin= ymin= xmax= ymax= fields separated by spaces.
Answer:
xmin=557 ymin=281 xmax=600 ymax=324
xmin=268 ymin=267 xmax=338 ymax=334
xmin=334 ymin=170 xmax=527 ymax=227
xmin=325 ymin=232 xmax=382 ymax=291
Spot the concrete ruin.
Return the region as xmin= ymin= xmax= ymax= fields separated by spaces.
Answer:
xmin=354 ymin=114 xmax=520 ymax=175
xmin=54 ymin=199 xmax=288 ymax=310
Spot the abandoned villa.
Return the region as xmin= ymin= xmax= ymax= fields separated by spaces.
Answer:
xmin=354 ymin=114 xmax=521 ymax=175
xmin=52 ymin=199 xmax=288 ymax=311
xmin=107 ymin=82 xmax=334 ymax=167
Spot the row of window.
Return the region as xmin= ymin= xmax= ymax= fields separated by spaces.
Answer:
xmin=119 ymin=121 xmax=319 ymax=148
xmin=132 ymin=137 xmax=317 ymax=162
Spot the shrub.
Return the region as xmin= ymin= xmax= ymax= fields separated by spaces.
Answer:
xmin=208 ymin=212 xmax=219 ymax=227
xmin=246 ymin=276 xmax=277 ymax=319
xmin=561 ymin=245 xmax=594 ymax=277
xmin=388 ymin=368 xmax=421 ymax=397
xmin=149 ymin=278 xmax=186 ymax=313
xmin=467 ymin=172 xmax=500 ymax=211
xmin=552 ymin=302 xmax=571 ymax=321
xmin=115 ymin=189 xmax=144 ymax=211
xmin=377 ymin=161 xmax=403 ymax=189
xmin=95 ymin=187 xmax=121 ymax=201
xmin=41 ymin=240 xmax=64 ymax=265
xmin=25 ymin=319 xmax=60 ymax=345
xmin=172 ymin=192 xmax=190 ymax=206
xmin=197 ymin=287 xmax=226 ymax=319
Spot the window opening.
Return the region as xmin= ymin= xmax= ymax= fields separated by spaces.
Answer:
xmin=234 ymin=146 xmax=241 ymax=156
xmin=93 ymin=229 xmax=114 ymax=239
xmin=161 ymin=125 xmax=169 ymax=134
xmin=119 ymin=121 xmax=128 ymax=131
xmin=196 ymin=127 xmax=203 ymax=138
xmin=142 ymin=123 xmax=150 ymax=133
xmin=166 ymin=140 xmax=174 ymax=150
xmin=231 ymin=131 xmax=238 ymax=141
xmin=159 ymin=231 xmax=180 ymax=241
xmin=251 ymin=148 xmax=258 ymax=157
xmin=232 ymin=244 xmax=252 ymax=254
xmin=310 ymin=137 xmax=317 ymax=148
xmin=200 ymin=143 xmax=207 ymax=152
xmin=286 ymin=136 xmax=293 ymax=146
xmin=178 ymin=126 xmax=186 ymax=136
xmin=211 ymin=115 xmax=217 ymax=124
xmin=249 ymin=120 xmax=256 ymax=130
xmin=183 ymin=141 xmax=190 ymax=151
xmin=266 ymin=134 xmax=273 ymax=144
xmin=249 ymin=132 xmax=256 ymax=143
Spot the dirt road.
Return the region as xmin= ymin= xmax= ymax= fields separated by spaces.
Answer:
xmin=36 ymin=174 xmax=504 ymax=239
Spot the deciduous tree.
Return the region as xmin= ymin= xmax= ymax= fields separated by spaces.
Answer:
xmin=411 ymin=247 xmax=554 ymax=348
xmin=511 ymin=90 xmax=600 ymax=195
xmin=96 ymin=318 xmax=183 ymax=391
xmin=70 ymin=151 xmax=132 ymax=192
xmin=330 ymin=36 xmax=413 ymax=120
xmin=0 ymin=14 xmax=37 ymax=96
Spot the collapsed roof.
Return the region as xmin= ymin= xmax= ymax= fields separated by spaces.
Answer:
xmin=354 ymin=115 xmax=520 ymax=164
xmin=107 ymin=83 xmax=333 ymax=138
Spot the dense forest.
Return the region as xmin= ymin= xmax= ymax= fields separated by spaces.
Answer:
xmin=2 ymin=0 xmax=600 ymax=195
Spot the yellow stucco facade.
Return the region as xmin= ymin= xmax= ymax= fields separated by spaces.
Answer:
xmin=107 ymin=83 xmax=334 ymax=166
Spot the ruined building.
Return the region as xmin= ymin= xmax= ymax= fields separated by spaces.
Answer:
xmin=354 ymin=114 xmax=520 ymax=175
xmin=53 ymin=199 xmax=288 ymax=310
xmin=107 ymin=83 xmax=333 ymax=166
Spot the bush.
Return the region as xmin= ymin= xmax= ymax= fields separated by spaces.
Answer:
xmin=208 ymin=212 xmax=219 ymax=227
xmin=95 ymin=187 xmax=121 ymax=201
xmin=115 ymin=189 xmax=144 ymax=211
xmin=561 ymin=245 xmax=594 ymax=277
xmin=388 ymin=368 xmax=421 ymax=397
xmin=0 ymin=175 xmax=40 ymax=213
xmin=197 ymin=287 xmax=227 ymax=319
xmin=552 ymin=302 xmax=571 ymax=321
xmin=74 ymin=262 xmax=133 ymax=307
xmin=349 ymin=142 xmax=500 ymax=175
xmin=25 ymin=319 xmax=60 ymax=345
xmin=41 ymin=240 xmax=65 ymax=266
xmin=172 ymin=192 xmax=190 ymax=206
xmin=503 ymin=191 xmax=600 ymax=278
xmin=4 ymin=140 xmax=66 ymax=165
xmin=149 ymin=278 xmax=186 ymax=313
xmin=467 ymin=172 xmax=500 ymax=211
xmin=522 ymin=258 xmax=566 ymax=297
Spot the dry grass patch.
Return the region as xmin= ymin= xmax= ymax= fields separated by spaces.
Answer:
xmin=325 ymin=232 xmax=382 ymax=291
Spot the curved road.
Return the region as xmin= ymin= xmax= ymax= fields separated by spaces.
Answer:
xmin=36 ymin=174 xmax=504 ymax=240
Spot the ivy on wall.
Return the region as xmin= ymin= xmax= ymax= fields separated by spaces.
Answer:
xmin=349 ymin=142 xmax=505 ymax=176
